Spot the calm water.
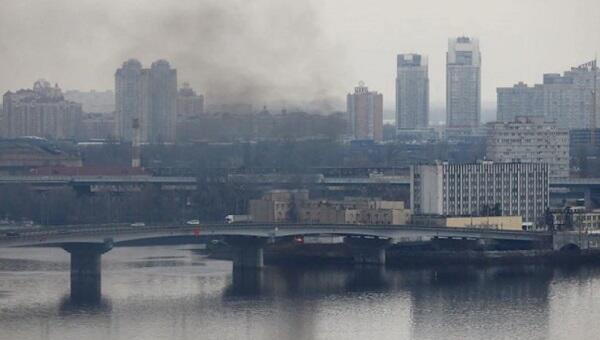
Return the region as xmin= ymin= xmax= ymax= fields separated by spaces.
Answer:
xmin=1 ymin=246 xmax=600 ymax=340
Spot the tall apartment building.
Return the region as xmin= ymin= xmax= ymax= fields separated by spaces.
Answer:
xmin=411 ymin=161 xmax=549 ymax=223
xmin=63 ymin=90 xmax=115 ymax=114
xmin=2 ymin=80 xmax=83 ymax=140
xmin=176 ymin=82 xmax=204 ymax=120
xmin=496 ymin=82 xmax=544 ymax=122
xmin=115 ymin=59 xmax=177 ymax=143
xmin=396 ymin=54 xmax=429 ymax=130
xmin=496 ymin=64 xmax=599 ymax=129
xmin=446 ymin=37 xmax=481 ymax=128
xmin=347 ymin=82 xmax=383 ymax=142
xmin=486 ymin=117 xmax=570 ymax=179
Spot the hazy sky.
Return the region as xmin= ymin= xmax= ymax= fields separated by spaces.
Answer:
xmin=0 ymin=0 xmax=599 ymax=111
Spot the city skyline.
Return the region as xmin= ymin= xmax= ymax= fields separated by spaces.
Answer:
xmin=0 ymin=0 xmax=599 ymax=111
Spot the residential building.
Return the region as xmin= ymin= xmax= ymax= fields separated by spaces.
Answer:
xmin=446 ymin=37 xmax=481 ymax=128
xmin=80 ymin=113 xmax=116 ymax=140
xmin=177 ymin=82 xmax=204 ymax=120
xmin=496 ymin=64 xmax=599 ymax=129
xmin=411 ymin=161 xmax=549 ymax=223
xmin=2 ymin=80 xmax=83 ymax=140
xmin=496 ymin=82 xmax=544 ymax=122
xmin=486 ymin=116 xmax=570 ymax=179
xmin=115 ymin=59 xmax=177 ymax=143
xmin=63 ymin=90 xmax=114 ymax=114
xmin=347 ymin=82 xmax=383 ymax=142
xmin=396 ymin=54 xmax=429 ymax=130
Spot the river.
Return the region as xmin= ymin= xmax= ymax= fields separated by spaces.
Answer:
xmin=1 ymin=245 xmax=600 ymax=340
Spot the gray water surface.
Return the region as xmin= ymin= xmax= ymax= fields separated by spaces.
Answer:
xmin=1 ymin=246 xmax=600 ymax=340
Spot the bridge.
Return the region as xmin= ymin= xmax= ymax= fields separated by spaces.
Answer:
xmin=0 ymin=223 xmax=551 ymax=302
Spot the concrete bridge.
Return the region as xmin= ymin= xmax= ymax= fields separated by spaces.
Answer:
xmin=0 ymin=223 xmax=551 ymax=302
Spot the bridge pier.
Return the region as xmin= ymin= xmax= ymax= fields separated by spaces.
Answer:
xmin=345 ymin=236 xmax=391 ymax=265
xmin=225 ymin=236 xmax=267 ymax=270
xmin=62 ymin=241 xmax=113 ymax=303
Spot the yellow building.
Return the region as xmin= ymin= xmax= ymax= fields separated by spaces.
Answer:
xmin=412 ymin=215 xmax=524 ymax=231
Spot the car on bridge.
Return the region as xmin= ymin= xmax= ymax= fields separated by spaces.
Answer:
xmin=4 ymin=231 xmax=20 ymax=237
xmin=130 ymin=222 xmax=146 ymax=227
xmin=186 ymin=219 xmax=201 ymax=225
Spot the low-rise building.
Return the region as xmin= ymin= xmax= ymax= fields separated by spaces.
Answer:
xmin=411 ymin=161 xmax=549 ymax=223
xmin=550 ymin=206 xmax=600 ymax=231
xmin=249 ymin=190 xmax=411 ymax=225
xmin=412 ymin=214 xmax=523 ymax=231
xmin=0 ymin=137 xmax=82 ymax=175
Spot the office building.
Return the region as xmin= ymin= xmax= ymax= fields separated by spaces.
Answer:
xmin=411 ymin=161 xmax=549 ymax=223
xmin=396 ymin=54 xmax=429 ymax=130
xmin=2 ymin=80 xmax=83 ymax=140
xmin=486 ymin=117 xmax=570 ymax=179
xmin=446 ymin=37 xmax=481 ymax=128
xmin=347 ymin=82 xmax=383 ymax=142
xmin=115 ymin=59 xmax=177 ymax=143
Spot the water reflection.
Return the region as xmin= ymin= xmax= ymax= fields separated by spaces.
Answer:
xmin=2 ymin=246 xmax=600 ymax=340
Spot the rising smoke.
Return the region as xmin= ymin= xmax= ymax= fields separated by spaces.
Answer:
xmin=0 ymin=0 xmax=348 ymax=113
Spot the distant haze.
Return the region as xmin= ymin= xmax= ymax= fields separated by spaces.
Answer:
xmin=0 ymin=0 xmax=599 ymax=112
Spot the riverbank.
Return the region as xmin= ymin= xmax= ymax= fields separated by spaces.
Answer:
xmin=207 ymin=243 xmax=600 ymax=267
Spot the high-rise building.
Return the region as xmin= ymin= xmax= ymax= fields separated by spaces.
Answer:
xmin=496 ymin=64 xmax=599 ymax=129
xmin=2 ymin=80 xmax=83 ymax=140
xmin=396 ymin=54 xmax=429 ymax=130
xmin=496 ymin=82 xmax=544 ymax=122
xmin=115 ymin=59 xmax=177 ymax=143
xmin=147 ymin=60 xmax=177 ymax=143
xmin=63 ymin=90 xmax=115 ymax=114
xmin=176 ymin=82 xmax=204 ymax=120
xmin=115 ymin=59 xmax=144 ymax=142
xmin=446 ymin=37 xmax=481 ymax=128
xmin=411 ymin=161 xmax=549 ymax=223
xmin=347 ymin=82 xmax=383 ymax=142
xmin=486 ymin=116 xmax=570 ymax=179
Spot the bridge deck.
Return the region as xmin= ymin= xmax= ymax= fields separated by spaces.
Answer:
xmin=0 ymin=223 xmax=551 ymax=248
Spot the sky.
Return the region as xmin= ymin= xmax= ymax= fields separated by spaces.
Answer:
xmin=0 ymin=0 xmax=599 ymax=112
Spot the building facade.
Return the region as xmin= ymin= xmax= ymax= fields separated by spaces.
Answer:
xmin=486 ymin=116 xmax=570 ymax=179
xmin=396 ymin=54 xmax=429 ymax=130
xmin=496 ymin=82 xmax=544 ymax=122
xmin=347 ymin=82 xmax=383 ymax=142
xmin=2 ymin=80 xmax=83 ymax=140
xmin=176 ymin=82 xmax=204 ymax=120
xmin=446 ymin=37 xmax=481 ymax=128
xmin=496 ymin=65 xmax=599 ymax=129
xmin=411 ymin=161 xmax=549 ymax=223
xmin=115 ymin=59 xmax=177 ymax=143
xmin=248 ymin=189 xmax=411 ymax=225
